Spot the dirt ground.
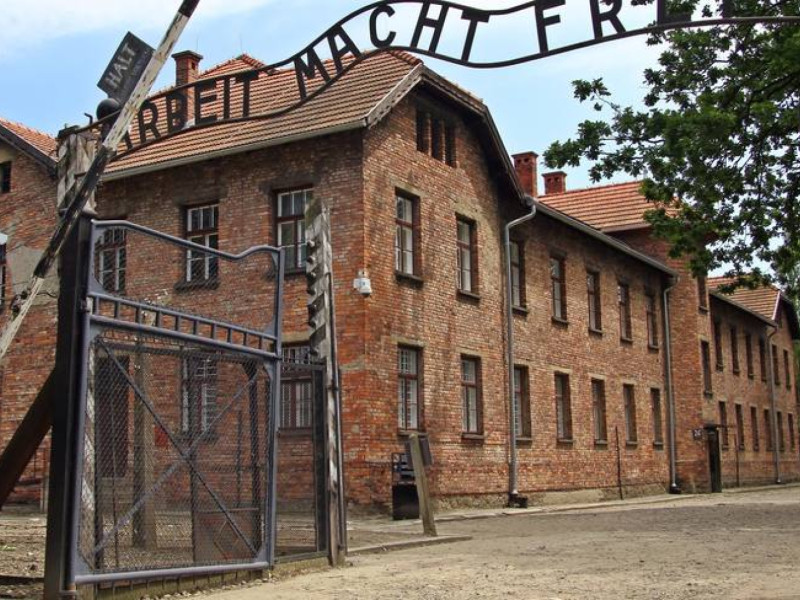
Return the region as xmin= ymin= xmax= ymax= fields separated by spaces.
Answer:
xmin=4 ymin=487 xmax=800 ymax=599
xmin=208 ymin=486 xmax=800 ymax=600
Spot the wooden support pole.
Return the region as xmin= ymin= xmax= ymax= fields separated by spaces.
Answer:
xmin=0 ymin=369 xmax=56 ymax=508
xmin=408 ymin=433 xmax=436 ymax=537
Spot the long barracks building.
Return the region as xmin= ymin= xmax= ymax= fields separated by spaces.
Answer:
xmin=0 ymin=50 xmax=798 ymax=509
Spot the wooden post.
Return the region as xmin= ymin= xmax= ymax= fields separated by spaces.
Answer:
xmin=305 ymin=199 xmax=345 ymax=565
xmin=408 ymin=433 xmax=436 ymax=537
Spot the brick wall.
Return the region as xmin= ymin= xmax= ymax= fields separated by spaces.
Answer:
xmin=0 ymin=148 xmax=58 ymax=504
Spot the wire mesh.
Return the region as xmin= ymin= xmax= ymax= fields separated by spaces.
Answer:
xmin=72 ymin=219 xmax=327 ymax=582
xmin=77 ymin=329 xmax=271 ymax=574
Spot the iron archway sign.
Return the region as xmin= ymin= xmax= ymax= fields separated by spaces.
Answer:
xmin=97 ymin=0 xmax=800 ymax=158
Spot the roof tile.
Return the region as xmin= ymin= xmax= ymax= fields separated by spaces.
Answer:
xmin=108 ymin=51 xmax=419 ymax=175
xmin=540 ymin=181 xmax=654 ymax=231
xmin=708 ymin=277 xmax=780 ymax=321
xmin=0 ymin=117 xmax=57 ymax=158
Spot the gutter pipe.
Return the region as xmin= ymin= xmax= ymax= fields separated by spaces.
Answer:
xmin=505 ymin=195 xmax=537 ymax=505
xmin=662 ymin=276 xmax=680 ymax=493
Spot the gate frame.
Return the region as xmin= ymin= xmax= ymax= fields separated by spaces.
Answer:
xmin=45 ymin=212 xmax=294 ymax=594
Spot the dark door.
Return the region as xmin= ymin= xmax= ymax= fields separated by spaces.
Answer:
xmin=707 ymin=426 xmax=722 ymax=493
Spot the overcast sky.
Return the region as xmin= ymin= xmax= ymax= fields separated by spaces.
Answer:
xmin=0 ymin=0 xmax=667 ymax=190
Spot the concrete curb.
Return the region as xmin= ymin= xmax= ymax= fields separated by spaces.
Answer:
xmin=348 ymin=534 xmax=473 ymax=556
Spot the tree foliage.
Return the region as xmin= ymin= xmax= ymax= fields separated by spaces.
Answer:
xmin=544 ymin=0 xmax=800 ymax=296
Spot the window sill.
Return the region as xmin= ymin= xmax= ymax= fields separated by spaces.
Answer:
xmin=625 ymin=441 xmax=638 ymax=449
xmin=457 ymin=289 xmax=481 ymax=302
xmin=715 ymin=366 xmax=724 ymax=372
xmin=397 ymin=429 xmax=427 ymax=438
xmin=620 ymin=336 xmax=633 ymax=345
xmin=588 ymin=327 xmax=603 ymax=337
xmin=284 ymin=269 xmax=306 ymax=278
xmin=551 ymin=316 xmax=569 ymax=327
xmin=174 ymin=278 xmax=220 ymax=292
xmin=594 ymin=440 xmax=609 ymax=449
xmin=703 ymin=391 xmax=714 ymax=398
xmin=461 ymin=432 xmax=485 ymax=442
xmin=648 ymin=343 xmax=660 ymax=352
xmin=516 ymin=436 xmax=532 ymax=445
xmin=278 ymin=428 xmax=312 ymax=438
xmin=512 ymin=305 xmax=528 ymax=317
xmin=653 ymin=442 xmax=665 ymax=450
xmin=556 ymin=438 xmax=574 ymax=447
xmin=698 ymin=306 xmax=709 ymax=314
xmin=747 ymin=374 xmax=754 ymax=380
xmin=396 ymin=271 xmax=424 ymax=287
xmin=732 ymin=369 xmax=740 ymax=376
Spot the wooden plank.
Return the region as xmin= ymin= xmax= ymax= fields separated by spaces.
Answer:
xmin=409 ymin=433 xmax=437 ymax=537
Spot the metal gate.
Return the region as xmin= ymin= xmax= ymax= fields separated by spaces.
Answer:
xmin=60 ymin=217 xmax=324 ymax=587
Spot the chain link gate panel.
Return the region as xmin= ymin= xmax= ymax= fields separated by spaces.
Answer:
xmin=66 ymin=219 xmax=328 ymax=587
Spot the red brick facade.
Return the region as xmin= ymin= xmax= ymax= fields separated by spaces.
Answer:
xmin=0 ymin=131 xmax=58 ymax=504
xmin=1 ymin=52 xmax=798 ymax=512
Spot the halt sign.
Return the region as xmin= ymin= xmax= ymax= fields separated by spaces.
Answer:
xmin=98 ymin=32 xmax=155 ymax=104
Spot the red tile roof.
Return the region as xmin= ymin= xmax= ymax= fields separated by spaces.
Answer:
xmin=0 ymin=117 xmax=57 ymax=159
xmin=107 ymin=51 xmax=422 ymax=177
xmin=541 ymin=181 xmax=654 ymax=232
xmin=708 ymin=277 xmax=781 ymax=321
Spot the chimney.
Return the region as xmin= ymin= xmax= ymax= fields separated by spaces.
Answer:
xmin=543 ymin=171 xmax=567 ymax=195
xmin=173 ymin=50 xmax=203 ymax=87
xmin=172 ymin=50 xmax=203 ymax=127
xmin=512 ymin=151 xmax=538 ymax=197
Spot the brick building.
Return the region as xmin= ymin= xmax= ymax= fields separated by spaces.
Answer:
xmin=542 ymin=176 xmax=800 ymax=492
xmin=0 ymin=118 xmax=59 ymax=503
xmin=1 ymin=49 xmax=798 ymax=510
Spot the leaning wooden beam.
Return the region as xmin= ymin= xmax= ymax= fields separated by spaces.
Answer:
xmin=0 ymin=368 xmax=56 ymax=508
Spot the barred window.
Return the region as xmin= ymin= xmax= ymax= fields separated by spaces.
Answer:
xmin=510 ymin=241 xmax=525 ymax=308
xmin=587 ymin=270 xmax=601 ymax=331
xmin=395 ymin=194 xmax=419 ymax=276
xmin=784 ymin=349 xmax=792 ymax=390
xmin=646 ymin=292 xmax=658 ymax=348
xmin=398 ymin=346 xmax=421 ymax=431
xmin=514 ymin=366 xmax=531 ymax=439
xmin=592 ymin=379 xmax=607 ymax=443
xmin=555 ymin=372 xmax=572 ymax=442
xmin=652 ymin=388 xmax=664 ymax=446
xmin=765 ymin=409 xmax=773 ymax=451
xmin=97 ymin=228 xmax=127 ymax=293
xmin=277 ymin=188 xmax=312 ymax=272
xmin=281 ymin=345 xmax=312 ymax=430
xmin=789 ymin=414 xmax=796 ymax=452
xmin=730 ymin=326 xmax=740 ymax=374
xmin=461 ymin=357 xmax=482 ymax=434
xmin=778 ymin=411 xmax=785 ymax=452
xmin=185 ymin=204 xmax=219 ymax=282
xmin=701 ymin=341 xmax=713 ymax=395
xmin=772 ymin=344 xmax=780 ymax=385
xmin=713 ymin=320 xmax=723 ymax=370
xmin=416 ymin=108 xmax=457 ymax=166
xmin=457 ymin=218 xmax=477 ymax=294
xmin=550 ymin=256 xmax=567 ymax=321
xmin=181 ymin=355 xmax=218 ymax=435
xmin=735 ymin=404 xmax=745 ymax=451
xmin=719 ymin=401 xmax=728 ymax=449
xmin=623 ymin=384 xmax=637 ymax=443
xmin=618 ymin=282 xmax=632 ymax=340
xmin=745 ymin=333 xmax=754 ymax=379
xmin=751 ymin=406 xmax=760 ymax=451
xmin=759 ymin=338 xmax=767 ymax=381
xmin=697 ymin=276 xmax=708 ymax=310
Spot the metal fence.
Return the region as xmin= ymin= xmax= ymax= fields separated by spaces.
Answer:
xmin=66 ymin=219 xmax=327 ymax=586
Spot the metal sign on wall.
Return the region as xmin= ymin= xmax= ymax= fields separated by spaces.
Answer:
xmin=86 ymin=0 xmax=800 ymax=157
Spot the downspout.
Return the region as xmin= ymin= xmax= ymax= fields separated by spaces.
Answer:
xmin=662 ymin=276 xmax=681 ymax=493
xmin=505 ymin=195 xmax=537 ymax=506
xmin=767 ymin=327 xmax=782 ymax=484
